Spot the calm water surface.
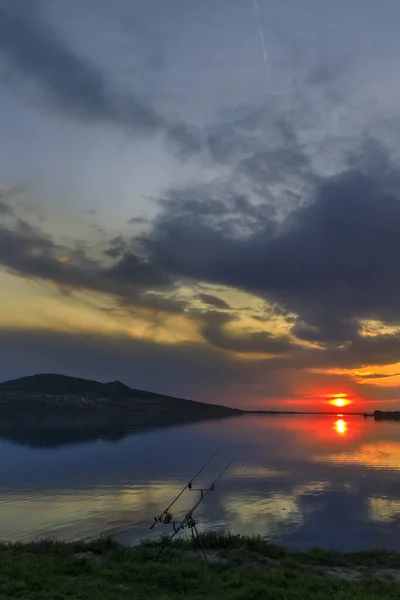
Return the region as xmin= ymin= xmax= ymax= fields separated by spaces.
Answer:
xmin=1 ymin=414 xmax=400 ymax=550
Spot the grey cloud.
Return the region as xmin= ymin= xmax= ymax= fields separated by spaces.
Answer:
xmin=0 ymin=186 xmax=17 ymax=215
xmin=276 ymin=332 xmax=400 ymax=373
xmin=104 ymin=235 xmax=129 ymax=259
xmin=0 ymin=216 xmax=173 ymax=308
xmin=142 ymin=137 xmax=400 ymax=349
xmin=106 ymin=252 xmax=171 ymax=289
xmin=204 ymin=106 xmax=319 ymax=209
xmin=291 ymin=315 xmax=360 ymax=346
xmin=0 ymin=201 xmax=11 ymax=215
xmin=164 ymin=122 xmax=204 ymax=161
xmin=0 ymin=1 xmax=202 ymax=156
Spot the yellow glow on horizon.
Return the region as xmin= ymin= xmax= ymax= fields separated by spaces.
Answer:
xmin=0 ymin=271 xmax=202 ymax=344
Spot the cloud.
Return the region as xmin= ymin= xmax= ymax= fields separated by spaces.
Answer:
xmin=141 ymin=135 xmax=400 ymax=350
xmin=198 ymin=293 xmax=230 ymax=310
xmin=0 ymin=186 xmax=17 ymax=215
xmin=357 ymin=372 xmax=400 ymax=380
xmin=283 ymin=332 xmax=400 ymax=372
xmin=200 ymin=311 xmax=294 ymax=355
xmin=0 ymin=215 xmax=174 ymax=309
xmin=0 ymin=201 xmax=11 ymax=215
xmin=127 ymin=217 xmax=149 ymax=225
xmin=4 ymin=133 xmax=400 ymax=376
xmin=0 ymin=0 xmax=202 ymax=157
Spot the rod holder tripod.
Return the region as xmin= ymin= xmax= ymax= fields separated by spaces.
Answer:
xmin=150 ymin=457 xmax=233 ymax=561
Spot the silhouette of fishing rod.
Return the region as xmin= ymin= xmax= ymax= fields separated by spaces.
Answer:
xmin=150 ymin=451 xmax=219 ymax=529
xmin=153 ymin=459 xmax=234 ymax=560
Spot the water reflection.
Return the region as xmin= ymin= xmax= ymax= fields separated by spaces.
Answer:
xmin=314 ymin=441 xmax=400 ymax=470
xmin=1 ymin=414 xmax=400 ymax=550
xmin=334 ymin=418 xmax=347 ymax=436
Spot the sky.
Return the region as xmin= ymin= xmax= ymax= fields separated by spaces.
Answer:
xmin=2 ymin=0 xmax=400 ymax=410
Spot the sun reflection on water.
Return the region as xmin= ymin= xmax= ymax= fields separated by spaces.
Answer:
xmin=334 ymin=418 xmax=347 ymax=436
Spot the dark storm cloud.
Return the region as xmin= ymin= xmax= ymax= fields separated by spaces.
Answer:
xmin=198 ymin=293 xmax=230 ymax=310
xmin=142 ymin=137 xmax=400 ymax=348
xmin=0 ymin=0 xmax=202 ymax=155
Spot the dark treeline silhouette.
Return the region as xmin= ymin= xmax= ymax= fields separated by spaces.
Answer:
xmin=374 ymin=410 xmax=400 ymax=421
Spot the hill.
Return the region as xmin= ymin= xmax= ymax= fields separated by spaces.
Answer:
xmin=0 ymin=373 xmax=242 ymax=447
xmin=0 ymin=373 xmax=163 ymax=397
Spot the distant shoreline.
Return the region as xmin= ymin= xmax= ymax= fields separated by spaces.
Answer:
xmin=245 ymin=410 xmax=373 ymax=416
xmin=246 ymin=410 xmax=400 ymax=421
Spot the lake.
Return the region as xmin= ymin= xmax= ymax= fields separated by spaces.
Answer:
xmin=1 ymin=413 xmax=400 ymax=551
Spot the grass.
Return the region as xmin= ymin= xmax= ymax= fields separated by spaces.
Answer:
xmin=1 ymin=533 xmax=400 ymax=599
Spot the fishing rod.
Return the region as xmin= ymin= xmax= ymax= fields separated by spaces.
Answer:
xmin=154 ymin=459 xmax=234 ymax=559
xmin=150 ymin=450 xmax=219 ymax=529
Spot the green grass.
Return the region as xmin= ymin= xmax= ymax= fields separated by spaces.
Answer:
xmin=1 ymin=533 xmax=400 ymax=599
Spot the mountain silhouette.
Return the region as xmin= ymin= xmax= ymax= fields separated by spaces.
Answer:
xmin=0 ymin=373 xmax=242 ymax=448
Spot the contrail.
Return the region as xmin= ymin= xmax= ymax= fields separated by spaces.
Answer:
xmin=252 ymin=0 xmax=271 ymax=83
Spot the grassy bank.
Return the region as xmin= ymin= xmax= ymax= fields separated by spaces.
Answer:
xmin=1 ymin=532 xmax=400 ymax=599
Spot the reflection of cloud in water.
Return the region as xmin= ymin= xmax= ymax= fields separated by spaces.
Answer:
xmin=231 ymin=466 xmax=286 ymax=479
xmin=0 ymin=483 xmax=184 ymax=542
xmin=294 ymin=481 xmax=330 ymax=496
xmin=223 ymin=481 xmax=330 ymax=537
xmin=369 ymin=497 xmax=400 ymax=523
xmin=314 ymin=442 xmax=400 ymax=470
xmin=224 ymin=493 xmax=302 ymax=536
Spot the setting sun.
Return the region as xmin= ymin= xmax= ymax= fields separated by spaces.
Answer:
xmin=326 ymin=393 xmax=351 ymax=408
